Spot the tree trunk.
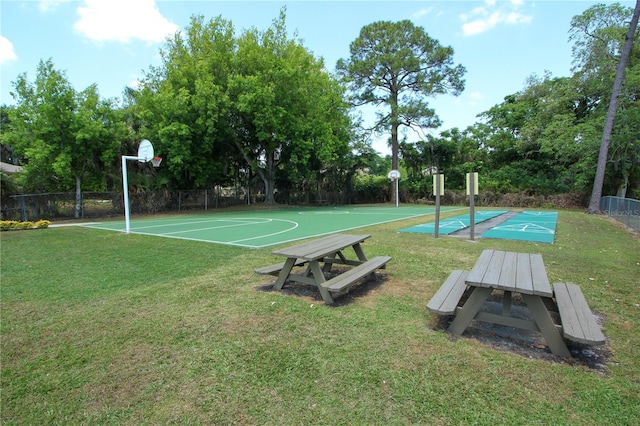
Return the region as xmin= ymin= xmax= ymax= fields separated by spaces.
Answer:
xmin=74 ymin=175 xmax=82 ymax=219
xmin=587 ymin=0 xmax=640 ymax=213
xmin=390 ymin=88 xmax=399 ymax=205
xmin=616 ymin=174 xmax=628 ymax=198
xmin=263 ymin=152 xmax=275 ymax=204
xmin=233 ymin=139 xmax=276 ymax=204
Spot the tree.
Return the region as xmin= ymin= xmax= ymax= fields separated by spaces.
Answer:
xmin=229 ymin=9 xmax=351 ymax=203
xmin=574 ymin=1 xmax=640 ymax=212
xmin=479 ymin=74 xmax=603 ymax=194
xmin=336 ymin=20 xmax=465 ymax=203
xmin=5 ymin=59 xmax=124 ymax=217
xmin=137 ymin=15 xmax=238 ymax=190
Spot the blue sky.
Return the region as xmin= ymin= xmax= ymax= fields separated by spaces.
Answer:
xmin=1 ymin=0 xmax=631 ymax=155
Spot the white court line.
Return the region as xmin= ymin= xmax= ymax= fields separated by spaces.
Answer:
xmin=160 ymin=219 xmax=277 ymax=235
xmin=117 ymin=230 xmax=259 ymax=248
xmin=120 ymin=218 xmax=299 ymax=248
xmin=132 ymin=217 xmax=272 ymax=231
xmin=228 ymin=220 xmax=299 ymax=244
xmin=491 ymin=223 xmax=555 ymax=234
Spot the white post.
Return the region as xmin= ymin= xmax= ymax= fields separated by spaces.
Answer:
xmin=387 ymin=170 xmax=401 ymax=208
xmin=395 ymin=178 xmax=399 ymax=208
xmin=121 ymin=154 xmax=149 ymax=234
xmin=122 ymin=156 xmax=130 ymax=233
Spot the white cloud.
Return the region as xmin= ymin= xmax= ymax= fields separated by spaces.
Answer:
xmin=38 ymin=0 xmax=71 ymax=13
xmin=74 ymin=0 xmax=178 ymax=44
xmin=0 ymin=36 xmax=18 ymax=65
xmin=411 ymin=7 xmax=434 ymax=20
xmin=460 ymin=0 xmax=532 ymax=36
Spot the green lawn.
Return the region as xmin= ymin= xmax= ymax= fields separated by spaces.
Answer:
xmin=1 ymin=208 xmax=639 ymax=425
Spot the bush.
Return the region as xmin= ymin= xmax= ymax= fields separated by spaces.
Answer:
xmin=0 ymin=219 xmax=51 ymax=231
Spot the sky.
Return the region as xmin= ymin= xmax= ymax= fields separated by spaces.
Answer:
xmin=0 ymin=0 xmax=633 ymax=155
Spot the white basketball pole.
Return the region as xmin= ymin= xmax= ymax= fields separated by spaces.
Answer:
xmin=121 ymin=155 xmax=147 ymax=234
xmin=122 ymin=140 xmax=154 ymax=234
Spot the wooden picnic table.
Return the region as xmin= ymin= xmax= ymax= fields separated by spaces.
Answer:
xmin=427 ymin=249 xmax=605 ymax=358
xmin=256 ymin=233 xmax=391 ymax=304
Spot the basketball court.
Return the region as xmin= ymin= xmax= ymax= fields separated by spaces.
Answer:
xmin=82 ymin=205 xmax=463 ymax=248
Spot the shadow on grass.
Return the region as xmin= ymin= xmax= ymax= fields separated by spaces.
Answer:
xmin=430 ymin=302 xmax=614 ymax=374
xmin=254 ymin=265 xmax=388 ymax=307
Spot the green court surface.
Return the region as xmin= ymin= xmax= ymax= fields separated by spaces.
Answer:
xmin=482 ymin=211 xmax=558 ymax=244
xmin=398 ymin=210 xmax=509 ymax=235
xmin=83 ymin=205 xmax=462 ymax=248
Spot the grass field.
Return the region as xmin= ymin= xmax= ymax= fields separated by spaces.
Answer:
xmin=1 ymin=207 xmax=639 ymax=424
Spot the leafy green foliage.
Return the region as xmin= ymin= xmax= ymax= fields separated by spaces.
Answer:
xmin=4 ymin=60 xmax=127 ymax=216
xmin=137 ymin=15 xmax=236 ymax=190
xmin=230 ymin=10 xmax=352 ymax=203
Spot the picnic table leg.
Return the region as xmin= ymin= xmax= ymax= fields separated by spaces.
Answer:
xmin=503 ymin=291 xmax=512 ymax=316
xmin=352 ymin=243 xmax=368 ymax=262
xmin=322 ymin=254 xmax=337 ymax=273
xmin=308 ymin=260 xmax=335 ymax=304
xmin=522 ymin=294 xmax=571 ymax=358
xmin=273 ymin=257 xmax=297 ymax=291
xmin=448 ymin=287 xmax=493 ymax=335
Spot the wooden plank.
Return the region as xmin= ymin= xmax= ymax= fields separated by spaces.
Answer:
xmin=566 ymin=283 xmax=605 ymax=344
xmin=530 ymin=254 xmax=552 ymax=296
xmin=553 ymin=282 xmax=580 ymax=339
xmin=466 ymin=250 xmax=495 ymax=286
xmin=514 ymin=252 xmax=533 ymax=294
xmin=482 ymin=250 xmax=505 ymax=287
xmin=322 ymin=256 xmax=391 ymax=294
xmin=426 ymin=270 xmax=469 ymax=315
xmin=255 ymin=258 xmax=306 ymax=275
xmin=498 ymin=251 xmax=518 ymax=289
xmin=272 ymin=234 xmax=370 ymax=260
xmin=474 ymin=311 xmax=539 ymax=331
xmin=304 ymin=236 xmax=367 ymax=260
xmin=554 ymin=283 xmax=605 ymax=345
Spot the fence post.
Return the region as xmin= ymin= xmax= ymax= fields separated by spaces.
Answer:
xmin=20 ymin=195 xmax=27 ymax=221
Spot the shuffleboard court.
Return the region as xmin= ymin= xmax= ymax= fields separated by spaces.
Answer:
xmin=481 ymin=211 xmax=559 ymax=244
xmin=398 ymin=210 xmax=509 ymax=235
xmin=83 ymin=205 xmax=463 ymax=248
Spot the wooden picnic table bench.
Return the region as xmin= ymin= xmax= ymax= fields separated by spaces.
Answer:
xmin=553 ymin=282 xmax=605 ymax=345
xmin=426 ymin=250 xmax=605 ymax=358
xmin=426 ymin=250 xmax=606 ymax=357
xmin=426 ymin=270 xmax=469 ymax=315
xmin=256 ymin=233 xmax=391 ymax=304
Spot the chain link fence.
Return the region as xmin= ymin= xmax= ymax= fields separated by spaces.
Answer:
xmin=600 ymin=196 xmax=640 ymax=231
xmin=1 ymin=190 xmax=250 ymax=221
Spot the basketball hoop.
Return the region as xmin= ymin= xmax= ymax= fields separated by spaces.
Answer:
xmin=151 ymin=156 xmax=162 ymax=168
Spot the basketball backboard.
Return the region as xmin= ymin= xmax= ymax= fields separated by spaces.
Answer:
xmin=137 ymin=139 xmax=154 ymax=162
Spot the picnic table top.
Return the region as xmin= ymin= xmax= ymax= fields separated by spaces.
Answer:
xmin=465 ymin=249 xmax=552 ymax=297
xmin=271 ymin=234 xmax=370 ymax=261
